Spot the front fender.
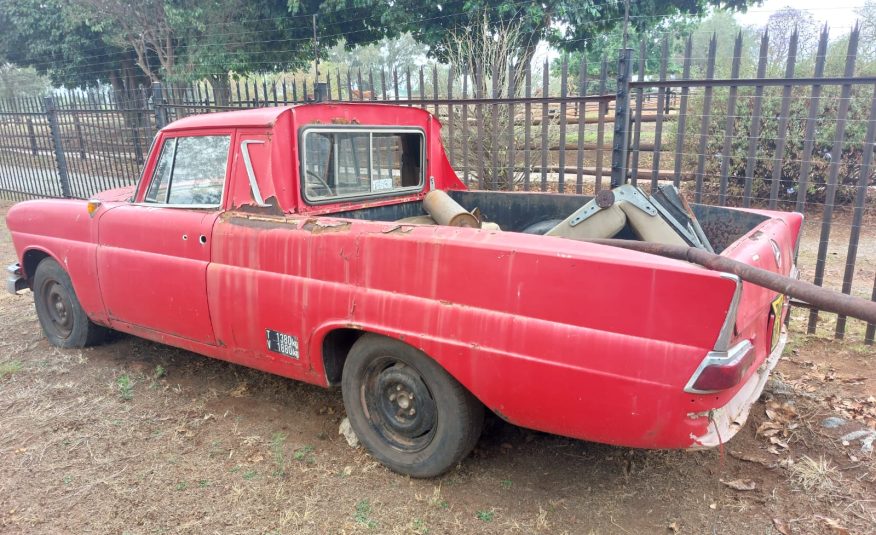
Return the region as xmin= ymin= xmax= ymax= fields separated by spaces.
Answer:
xmin=6 ymin=199 xmax=109 ymax=325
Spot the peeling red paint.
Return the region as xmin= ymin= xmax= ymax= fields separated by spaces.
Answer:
xmin=3 ymin=103 xmax=804 ymax=453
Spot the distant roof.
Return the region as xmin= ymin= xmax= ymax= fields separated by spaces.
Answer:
xmin=162 ymin=102 xmax=435 ymax=132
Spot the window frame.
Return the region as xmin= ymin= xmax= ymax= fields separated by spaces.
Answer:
xmin=135 ymin=132 xmax=233 ymax=210
xmin=299 ymin=125 xmax=426 ymax=205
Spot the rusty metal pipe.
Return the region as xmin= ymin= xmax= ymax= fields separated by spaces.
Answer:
xmin=423 ymin=190 xmax=480 ymax=228
xmin=588 ymin=239 xmax=876 ymax=324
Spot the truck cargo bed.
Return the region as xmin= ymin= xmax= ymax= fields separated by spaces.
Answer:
xmin=334 ymin=190 xmax=770 ymax=254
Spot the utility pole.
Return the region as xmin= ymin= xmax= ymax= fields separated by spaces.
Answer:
xmin=313 ymin=14 xmax=327 ymax=101
xmin=312 ymin=14 xmax=320 ymax=83
xmin=622 ymin=0 xmax=630 ymax=50
xmin=313 ymin=14 xmax=328 ymax=102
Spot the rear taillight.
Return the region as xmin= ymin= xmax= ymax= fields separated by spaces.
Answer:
xmin=684 ymin=340 xmax=755 ymax=393
xmin=684 ymin=273 xmax=753 ymax=394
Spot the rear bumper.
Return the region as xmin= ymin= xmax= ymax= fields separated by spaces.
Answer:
xmin=6 ymin=263 xmax=27 ymax=294
xmin=688 ymin=329 xmax=787 ymax=448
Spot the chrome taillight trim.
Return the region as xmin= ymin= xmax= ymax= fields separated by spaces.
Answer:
xmin=684 ymin=339 xmax=754 ymax=394
xmin=714 ymin=273 xmax=743 ymax=353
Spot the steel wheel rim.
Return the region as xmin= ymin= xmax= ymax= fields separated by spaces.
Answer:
xmin=40 ymin=279 xmax=73 ymax=339
xmin=360 ymin=356 xmax=437 ymax=453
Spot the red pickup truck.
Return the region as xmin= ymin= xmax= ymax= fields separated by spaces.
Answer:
xmin=6 ymin=103 xmax=801 ymax=477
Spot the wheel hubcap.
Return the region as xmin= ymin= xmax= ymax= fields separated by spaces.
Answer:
xmin=363 ymin=358 xmax=437 ymax=452
xmin=41 ymin=280 xmax=73 ymax=338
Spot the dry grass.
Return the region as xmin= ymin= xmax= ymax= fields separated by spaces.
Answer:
xmin=0 ymin=201 xmax=874 ymax=534
xmin=789 ymin=455 xmax=841 ymax=494
xmin=0 ymin=359 xmax=22 ymax=379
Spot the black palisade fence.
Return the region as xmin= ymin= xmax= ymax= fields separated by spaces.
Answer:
xmin=0 ymin=27 xmax=874 ymax=343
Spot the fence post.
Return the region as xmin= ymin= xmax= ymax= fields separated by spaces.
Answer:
xmin=43 ymin=96 xmax=72 ymax=198
xmin=73 ymin=112 xmax=86 ymax=159
xmin=610 ymin=48 xmax=632 ymax=188
xmin=26 ymin=118 xmax=38 ymax=155
xmin=152 ymin=82 xmax=167 ymax=129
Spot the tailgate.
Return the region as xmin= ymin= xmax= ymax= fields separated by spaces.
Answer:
xmin=720 ymin=210 xmax=803 ymax=356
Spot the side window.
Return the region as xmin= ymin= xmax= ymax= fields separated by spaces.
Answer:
xmin=144 ymin=135 xmax=231 ymax=206
xmin=144 ymin=139 xmax=175 ymax=203
xmin=302 ymin=129 xmax=424 ymax=202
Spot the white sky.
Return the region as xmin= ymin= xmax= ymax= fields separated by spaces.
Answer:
xmin=528 ymin=1 xmax=869 ymax=65
xmin=734 ymin=0 xmax=867 ymax=34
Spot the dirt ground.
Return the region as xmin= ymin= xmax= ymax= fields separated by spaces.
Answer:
xmin=0 ymin=201 xmax=874 ymax=535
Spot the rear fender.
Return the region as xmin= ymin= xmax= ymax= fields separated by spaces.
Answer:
xmin=721 ymin=213 xmax=801 ymax=364
xmin=306 ymin=299 xmax=723 ymax=449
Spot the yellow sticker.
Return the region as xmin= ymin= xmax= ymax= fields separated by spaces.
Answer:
xmin=771 ymin=295 xmax=785 ymax=350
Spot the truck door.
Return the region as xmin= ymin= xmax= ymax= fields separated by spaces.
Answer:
xmin=96 ymin=133 xmax=232 ymax=344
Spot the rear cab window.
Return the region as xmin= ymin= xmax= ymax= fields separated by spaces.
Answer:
xmin=143 ymin=134 xmax=232 ymax=207
xmin=300 ymin=127 xmax=424 ymax=203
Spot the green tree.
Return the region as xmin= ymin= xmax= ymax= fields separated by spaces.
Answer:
xmin=855 ymin=0 xmax=876 ymax=72
xmin=2 ymin=0 xmax=390 ymax=97
xmin=327 ymin=34 xmax=427 ymax=79
xmin=688 ymin=11 xmax=761 ymax=78
xmin=69 ymin=0 xmax=389 ymax=101
xmin=0 ymin=64 xmax=49 ymax=99
xmin=0 ymin=0 xmax=144 ymax=91
xmin=555 ymin=16 xmax=698 ymax=87
xmin=764 ymin=7 xmax=820 ymax=74
xmin=381 ymin=0 xmax=756 ymax=71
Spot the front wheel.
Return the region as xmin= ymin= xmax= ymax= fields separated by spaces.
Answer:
xmin=341 ymin=334 xmax=484 ymax=478
xmin=33 ymin=257 xmax=107 ymax=348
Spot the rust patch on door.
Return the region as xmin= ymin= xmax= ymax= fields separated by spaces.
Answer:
xmin=223 ymin=213 xmax=296 ymax=230
xmin=301 ymin=219 xmax=352 ymax=234
xmin=381 ymin=225 xmax=414 ymax=235
xmin=233 ymin=196 xmax=284 ymax=216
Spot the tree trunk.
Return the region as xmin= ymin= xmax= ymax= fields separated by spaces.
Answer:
xmin=209 ymin=74 xmax=232 ymax=106
xmin=109 ymin=57 xmax=150 ymax=163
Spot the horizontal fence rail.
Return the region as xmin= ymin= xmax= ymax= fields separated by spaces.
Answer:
xmin=0 ymin=27 xmax=874 ymax=343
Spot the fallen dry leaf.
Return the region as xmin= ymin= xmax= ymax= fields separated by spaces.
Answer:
xmin=769 ymin=436 xmax=789 ymax=449
xmin=814 ymin=515 xmax=849 ymax=535
xmin=668 ymin=521 xmax=679 ymax=533
xmin=841 ymin=377 xmax=866 ymax=384
xmin=229 ymin=381 xmax=249 ymax=398
xmin=772 ymin=518 xmax=791 ymax=535
xmin=728 ymin=451 xmax=772 ymax=466
xmin=757 ymin=421 xmax=783 ymax=437
xmin=720 ymin=478 xmax=756 ymax=491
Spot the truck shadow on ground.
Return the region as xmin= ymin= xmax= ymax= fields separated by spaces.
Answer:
xmin=102 ymin=330 xmax=720 ymax=487
xmin=5 ymin=318 xmax=869 ymax=534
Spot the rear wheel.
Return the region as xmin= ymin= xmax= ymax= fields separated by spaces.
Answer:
xmin=33 ymin=258 xmax=106 ymax=348
xmin=341 ymin=334 xmax=484 ymax=478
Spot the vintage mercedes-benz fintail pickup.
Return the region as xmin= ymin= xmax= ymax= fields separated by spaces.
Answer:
xmin=6 ymin=103 xmax=802 ymax=477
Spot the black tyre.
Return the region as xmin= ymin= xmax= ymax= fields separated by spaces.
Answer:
xmin=341 ymin=334 xmax=484 ymax=478
xmin=33 ymin=257 xmax=107 ymax=348
xmin=521 ymin=219 xmax=563 ymax=235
